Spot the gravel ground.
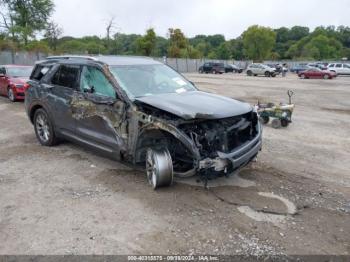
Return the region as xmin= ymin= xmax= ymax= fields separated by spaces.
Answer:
xmin=0 ymin=73 xmax=349 ymax=256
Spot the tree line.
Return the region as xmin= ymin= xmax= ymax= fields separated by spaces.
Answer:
xmin=1 ymin=0 xmax=350 ymax=61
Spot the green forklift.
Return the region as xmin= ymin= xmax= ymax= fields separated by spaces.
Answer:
xmin=257 ymin=90 xmax=295 ymax=129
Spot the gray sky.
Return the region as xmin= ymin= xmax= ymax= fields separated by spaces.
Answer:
xmin=52 ymin=0 xmax=350 ymax=39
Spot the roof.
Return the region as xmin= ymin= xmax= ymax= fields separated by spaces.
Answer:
xmin=44 ymin=55 xmax=162 ymax=66
xmin=0 ymin=65 xmax=33 ymax=67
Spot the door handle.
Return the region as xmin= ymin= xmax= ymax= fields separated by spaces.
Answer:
xmin=42 ymin=84 xmax=53 ymax=90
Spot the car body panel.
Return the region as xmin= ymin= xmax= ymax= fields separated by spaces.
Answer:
xmin=298 ymin=68 xmax=337 ymax=79
xmin=135 ymin=91 xmax=252 ymax=120
xmin=0 ymin=65 xmax=32 ymax=100
xmin=327 ymin=63 xmax=350 ymax=75
xmin=247 ymin=63 xmax=276 ymax=76
xmin=26 ymin=56 xmax=262 ymax=182
xmin=199 ymin=62 xmax=225 ymax=74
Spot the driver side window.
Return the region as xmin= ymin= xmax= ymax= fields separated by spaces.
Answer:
xmin=0 ymin=67 xmax=6 ymax=75
xmin=80 ymin=66 xmax=116 ymax=98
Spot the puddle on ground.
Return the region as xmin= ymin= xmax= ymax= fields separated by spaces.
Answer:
xmin=176 ymin=174 xmax=256 ymax=188
xmin=237 ymin=192 xmax=297 ymax=226
xmin=237 ymin=206 xmax=286 ymax=224
xmin=258 ymin=192 xmax=297 ymax=215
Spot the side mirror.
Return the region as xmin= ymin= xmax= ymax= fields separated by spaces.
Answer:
xmin=84 ymin=85 xmax=95 ymax=94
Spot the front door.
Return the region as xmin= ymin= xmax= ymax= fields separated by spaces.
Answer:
xmin=74 ymin=65 xmax=126 ymax=157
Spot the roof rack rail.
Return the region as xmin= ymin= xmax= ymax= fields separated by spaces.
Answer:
xmin=46 ymin=55 xmax=99 ymax=61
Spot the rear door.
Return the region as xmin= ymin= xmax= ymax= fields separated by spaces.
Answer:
xmin=46 ymin=64 xmax=81 ymax=136
xmin=343 ymin=64 xmax=350 ymax=75
xmin=74 ymin=65 xmax=126 ymax=157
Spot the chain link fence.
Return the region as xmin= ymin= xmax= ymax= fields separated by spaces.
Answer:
xmin=0 ymin=50 xmax=346 ymax=73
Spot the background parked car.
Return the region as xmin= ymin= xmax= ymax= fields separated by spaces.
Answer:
xmin=327 ymin=63 xmax=350 ymax=75
xmin=246 ymin=63 xmax=276 ymax=77
xmin=290 ymin=63 xmax=311 ymax=73
xmin=0 ymin=65 xmax=32 ymax=102
xmin=307 ymin=63 xmax=328 ymax=70
xmin=198 ymin=62 xmax=225 ymax=74
xmin=298 ymin=68 xmax=337 ymax=79
xmin=225 ymin=64 xmax=243 ymax=73
xmin=266 ymin=64 xmax=283 ymax=74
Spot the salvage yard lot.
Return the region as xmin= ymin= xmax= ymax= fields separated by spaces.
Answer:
xmin=0 ymin=73 xmax=349 ymax=255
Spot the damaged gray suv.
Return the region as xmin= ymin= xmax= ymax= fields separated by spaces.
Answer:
xmin=25 ymin=56 xmax=262 ymax=189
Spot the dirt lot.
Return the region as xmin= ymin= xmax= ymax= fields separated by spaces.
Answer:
xmin=0 ymin=73 xmax=349 ymax=256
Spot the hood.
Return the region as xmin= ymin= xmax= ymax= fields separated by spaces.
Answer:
xmin=9 ymin=77 xmax=29 ymax=85
xmin=135 ymin=91 xmax=252 ymax=120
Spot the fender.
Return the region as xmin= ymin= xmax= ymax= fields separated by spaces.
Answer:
xmin=135 ymin=120 xmax=201 ymax=166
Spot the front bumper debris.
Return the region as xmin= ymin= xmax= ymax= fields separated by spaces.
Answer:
xmin=199 ymin=124 xmax=262 ymax=173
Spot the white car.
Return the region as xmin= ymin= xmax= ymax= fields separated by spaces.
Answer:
xmin=327 ymin=63 xmax=350 ymax=75
xmin=246 ymin=63 xmax=276 ymax=77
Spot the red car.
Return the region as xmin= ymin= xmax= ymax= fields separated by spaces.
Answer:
xmin=0 ymin=65 xmax=33 ymax=102
xmin=298 ymin=68 xmax=337 ymax=79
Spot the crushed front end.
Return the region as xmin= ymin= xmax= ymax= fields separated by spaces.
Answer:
xmin=178 ymin=110 xmax=262 ymax=181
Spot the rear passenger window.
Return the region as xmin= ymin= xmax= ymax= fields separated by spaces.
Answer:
xmin=51 ymin=65 xmax=80 ymax=89
xmin=336 ymin=64 xmax=342 ymax=68
xmin=329 ymin=64 xmax=334 ymax=67
xmin=80 ymin=66 xmax=115 ymax=98
xmin=0 ymin=67 xmax=5 ymax=75
xmin=31 ymin=65 xmax=52 ymax=81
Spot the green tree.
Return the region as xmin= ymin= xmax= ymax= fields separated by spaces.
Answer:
xmin=44 ymin=21 xmax=62 ymax=51
xmin=289 ymin=26 xmax=309 ymax=41
xmin=1 ymin=0 xmax=54 ymax=45
xmin=242 ymin=25 xmax=276 ymax=61
xmin=215 ymin=42 xmax=230 ymax=59
xmin=26 ymin=39 xmax=49 ymax=53
xmin=136 ymin=28 xmax=156 ymax=56
xmin=167 ymin=28 xmax=188 ymax=58
xmin=152 ymin=36 xmax=168 ymax=57
xmin=58 ymin=39 xmax=87 ymax=54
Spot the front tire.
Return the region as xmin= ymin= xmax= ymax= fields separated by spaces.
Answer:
xmin=323 ymin=74 xmax=330 ymax=80
xmin=7 ymin=88 xmax=16 ymax=102
xmin=34 ymin=108 xmax=58 ymax=146
xmin=146 ymin=148 xmax=173 ymax=190
xmin=300 ymin=74 xmax=306 ymax=79
xmin=265 ymin=71 xmax=271 ymax=77
xmin=247 ymin=70 xmax=253 ymax=76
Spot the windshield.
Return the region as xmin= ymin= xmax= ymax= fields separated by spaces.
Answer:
xmin=6 ymin=67 xmax=33 ymax=77
xmin=110 ymin=64 xmax=197 ymax=99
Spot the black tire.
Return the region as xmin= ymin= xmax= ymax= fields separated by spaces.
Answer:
xmin=323 ymin=74 xmax=330 ymax=80
xmin=271 ymin=73 xmax=277 ymax=78
xmin=247 ymin=70 xmax=253 ymax=76
xmin=212 ymin=70 xmax=217 ymax=74
xmin=265 ymin=71 xmax=271 ymax=77
xmin=281 ymin=119 xmax=289 ymax=127
xmin=271 ymin=119 xmax=282 ymax=129
xmin=199 ymin=69 xmax=203 ymax=74
xmin=7 ymin=87 xmax=16 ymax=102
xmin=260 ymin=116 xmax=270 ymax=124
xmin=33 ymin=108 xmax=58 ymax=146
xmin=300 ymin=74 xmax=306 ymax=79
